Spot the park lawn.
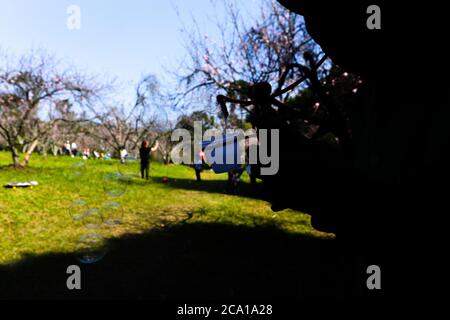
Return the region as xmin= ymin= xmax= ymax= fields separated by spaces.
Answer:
xmin=0 ymin=151 xmax=332 ymax=265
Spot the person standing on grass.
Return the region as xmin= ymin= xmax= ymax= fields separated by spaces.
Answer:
xmin=120 ymin=148 xmax=128 ymax=164
xmin=71 ymin=142 xmax=78 ymax=157
xmin=64 ymin=141 xmax=71 ymax=156
xmin=139 ymin=140 xmax=159 ymax=180
xmin=194 ymin=150 xmax=205 ymax=182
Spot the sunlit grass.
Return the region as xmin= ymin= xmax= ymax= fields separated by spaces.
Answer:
xmin=0 ymin=151 xmax=332 ymax=265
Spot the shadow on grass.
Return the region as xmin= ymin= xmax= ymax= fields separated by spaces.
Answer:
xmin=148 ymin=176 xmax=265 ymax=200
xmin=0 ymin=164 xmax=27 ymax=171
xmin=0 ymin=221 xmax=372 ymax=300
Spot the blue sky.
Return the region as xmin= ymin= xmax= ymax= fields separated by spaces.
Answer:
xmin=0 ymin=0 xmax=255 ymax=106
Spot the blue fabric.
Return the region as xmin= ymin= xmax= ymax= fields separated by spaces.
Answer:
xmin=202 ymin=135 xmax=242 ymax=174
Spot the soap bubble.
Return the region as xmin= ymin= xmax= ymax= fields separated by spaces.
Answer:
xmin=64 ymin=162 xmax=89 ymax=188
xmin=76 ymin=233 xmax=107 ymax=264
xmin=103 ymin=172 xmax=130 ymax=198
xmin=101 ymin=202 xmax=124 ymax=226
xmin=117 ymin=160 xmax=138 ymax=179
xmin=68 ymin=199 xmax=89 ymax=221
xmin=81 ymin=208 xmax=103 ymax=230
xmin=117 ymin=161 xmax=138 ymax=180
xmin=153 ymin=105 xmax=170 ymax=130
xmin=71 ymin=162 xmax=88 ymax=178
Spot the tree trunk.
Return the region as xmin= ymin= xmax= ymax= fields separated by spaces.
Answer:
xmin=164 ymin=155 xmax=171 ymax=165
xmin=21 ymin=140 xmax=39 ymax=167
xmin=51 ymin=144 xmax=59 ymax=156
xmin=11 ymin=146 xmax=20 ymax=168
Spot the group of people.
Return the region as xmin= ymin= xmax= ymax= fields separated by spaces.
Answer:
xmin=63 ymin=141 xmax=111 ymax=160
xmin=61 ymin=138 xmax=255 ymax=192
xmin=62 ymin=141 xmax=78 ymax=157
xmin=61 ymin=139 xmax=158 ymax=181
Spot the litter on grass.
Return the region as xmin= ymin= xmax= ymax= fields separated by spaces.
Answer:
xmin=3 ymin=181 xmax=39 ymax=189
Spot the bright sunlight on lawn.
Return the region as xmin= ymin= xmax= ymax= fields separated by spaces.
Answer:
xmin=0 ymin=152 xmax=332 ymax=265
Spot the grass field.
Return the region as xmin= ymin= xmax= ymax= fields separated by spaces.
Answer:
xmin=0 ymin=151 xmax=331 ymax=266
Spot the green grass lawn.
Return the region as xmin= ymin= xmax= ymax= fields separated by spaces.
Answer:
xmin=0 ymin=151 xmax=331 ymax=265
